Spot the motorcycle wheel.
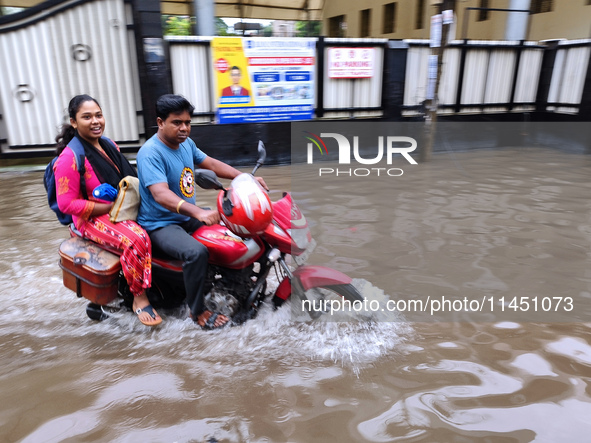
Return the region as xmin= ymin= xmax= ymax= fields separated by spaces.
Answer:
xmin=86 ymin=303 xmax=109 ymax=321
xmin=302 ymin=284 xmax=365 ymax=321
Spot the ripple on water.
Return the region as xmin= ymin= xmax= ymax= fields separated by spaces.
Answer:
xmin=546 ymin=337 xmax=591 ymax=366
xmin=354 ymin=356 xmax=586 ymax=442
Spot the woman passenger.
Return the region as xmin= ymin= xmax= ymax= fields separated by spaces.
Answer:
xmin=54 ymin=94 xmax=162 ymax=327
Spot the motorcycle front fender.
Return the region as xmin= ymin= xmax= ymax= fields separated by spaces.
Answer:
xmin=295 ymin=265 xmax=353 ymax=289
xmin=275 ymin=265 xmax=353 ymax=301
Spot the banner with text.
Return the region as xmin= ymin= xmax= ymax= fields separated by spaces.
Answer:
xmin=327 ymin=47 xmax=375 ymax=78
xmin=212 ymin=37 xmax=316 ymax=124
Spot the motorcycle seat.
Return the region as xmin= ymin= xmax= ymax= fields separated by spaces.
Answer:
xmin=69 ymin=223 xmax=83 ymax=238
xmin=151 ymin=243 xmax=184 ymax=271
xmin=69 ymin=222 xmax=184 ymax=271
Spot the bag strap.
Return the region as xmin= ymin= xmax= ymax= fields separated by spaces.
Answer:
xmin=66 ymin=137 xmax=88 ymax=200
xmin=67 ymin=136 xmax=118 ymax=200
xmin=101 ymin=136 xmax=118 ymax=151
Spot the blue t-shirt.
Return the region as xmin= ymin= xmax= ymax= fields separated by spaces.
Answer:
xmin=137 ymin=134 xmax=207 ymax=232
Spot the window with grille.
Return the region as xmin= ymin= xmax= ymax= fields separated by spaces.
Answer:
xmin=329 ymin=15 xmax=346 ymax=37
xmin=383 ymin=2 xmax=396 ymax=34
xmin=360 ymin=9 xmax=371 ymax=37
xmin=530 ymin=0 xmax=553 ymax=14
xmin=415 ymin=0 xmax=425 ymax=29
xmin=478 ymin=0 xmax=490 ymax=21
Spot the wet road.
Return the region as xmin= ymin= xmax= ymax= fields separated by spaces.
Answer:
xmin=2 ymin=146 xmax=591 ymax=442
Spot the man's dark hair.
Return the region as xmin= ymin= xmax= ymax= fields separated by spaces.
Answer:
xmin=155 ymin=94 xmax=195 ymax=121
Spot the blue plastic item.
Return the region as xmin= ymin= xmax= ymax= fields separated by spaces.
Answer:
xmin=92 ymin=183 xmax=118 ymax=201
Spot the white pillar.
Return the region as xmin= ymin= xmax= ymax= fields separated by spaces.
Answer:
xmin=505 ymin=0 xmax=531 ymax=41
xmin=194 ymin=0 xmax=215 ymax=36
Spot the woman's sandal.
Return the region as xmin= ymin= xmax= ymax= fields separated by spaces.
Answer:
xmin=135 ymin=305 xmax=162 ymax=327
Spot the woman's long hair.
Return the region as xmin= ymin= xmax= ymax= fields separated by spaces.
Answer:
xmin=55 ymin=94 xmax=101 ymax=154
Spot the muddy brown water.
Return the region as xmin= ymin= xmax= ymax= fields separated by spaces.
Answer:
xmin=1 ymin=146 xmax=591 ymax=442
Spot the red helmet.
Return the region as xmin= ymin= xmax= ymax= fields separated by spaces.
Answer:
xmin=218 ymin=173 xmax=272 ymax=237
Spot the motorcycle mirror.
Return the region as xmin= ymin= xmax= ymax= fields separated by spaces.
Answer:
xmin=194 ymin=169 xmax=224 ymax=190
xmin=252 ymin=140 xmax=266 ymax=175
xmin=257 ymin=140 xmax=266 ymax=165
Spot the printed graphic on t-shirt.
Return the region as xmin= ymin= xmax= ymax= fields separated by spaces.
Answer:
xmin=179 ymin=167 xmax=194 ymax=198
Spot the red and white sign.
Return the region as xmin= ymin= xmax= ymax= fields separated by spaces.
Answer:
xmin=328 ymin=47 xmax=375 ymax=79
xmin=215 ymin=57 xmax=229 ymax=73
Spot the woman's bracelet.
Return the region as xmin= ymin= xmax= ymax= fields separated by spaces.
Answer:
xmin=176 ymin=199 xmax=185 ymax=214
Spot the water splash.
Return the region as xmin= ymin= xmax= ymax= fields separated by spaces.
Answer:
xmin=0 ymin=244 xmax=412 ymax=377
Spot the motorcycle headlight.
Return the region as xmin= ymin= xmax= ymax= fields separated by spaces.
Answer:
xmin=290 ymin=226 xmax=310 ymax=250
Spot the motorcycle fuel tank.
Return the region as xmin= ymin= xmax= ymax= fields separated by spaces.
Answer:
xmin=193 ymin=224 xmax=264 ymax=269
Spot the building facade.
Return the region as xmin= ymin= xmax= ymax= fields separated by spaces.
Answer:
xmin=323 ymin=0 xmax=591 ymax=41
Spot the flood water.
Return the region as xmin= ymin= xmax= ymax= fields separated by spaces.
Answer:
xmin=2 ymin=146 xmax=591 ymax=442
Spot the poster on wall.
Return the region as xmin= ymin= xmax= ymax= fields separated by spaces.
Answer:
xmin=327 ymin=47 xmax=375 ymax=78
xmin=430 ymin=14 xmax=442 ymax=48
xmin=211 ymin=37 xmax=316 ymax=124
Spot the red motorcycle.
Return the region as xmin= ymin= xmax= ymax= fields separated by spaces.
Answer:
xmin=58 ymin=143 xmax=363 ymax=323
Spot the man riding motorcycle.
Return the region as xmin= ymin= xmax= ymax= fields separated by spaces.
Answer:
xmin=137 ymin=94 xmax=268 ymax=330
